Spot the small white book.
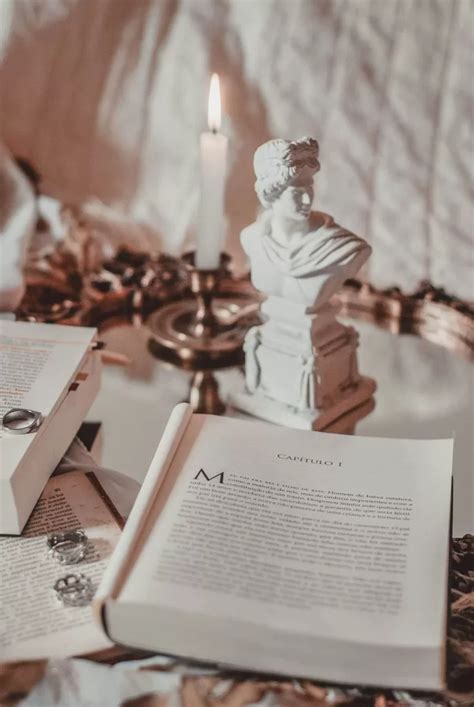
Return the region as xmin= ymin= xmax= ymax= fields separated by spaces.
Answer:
xmin=96 ymin=403 xmax=453 ymax=691
xmin=0 ymin=320 xmax=100 ymax=534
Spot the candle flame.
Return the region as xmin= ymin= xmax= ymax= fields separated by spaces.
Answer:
xmin=208 ymin=73 xmax=222 ymax=132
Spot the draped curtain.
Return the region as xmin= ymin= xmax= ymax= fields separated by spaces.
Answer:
xmin=1 ymin=0 xmax=472 ymax=297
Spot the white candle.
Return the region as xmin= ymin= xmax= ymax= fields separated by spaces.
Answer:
xmin=196 ymin=74 xmax=229 ymax=269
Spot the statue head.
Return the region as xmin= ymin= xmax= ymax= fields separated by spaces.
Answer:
xmin=254 ymin=137 xmax=320 ymax=220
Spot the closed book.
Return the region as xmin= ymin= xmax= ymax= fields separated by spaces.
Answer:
xmin=0 ymin=320 xmax=101 ymax=534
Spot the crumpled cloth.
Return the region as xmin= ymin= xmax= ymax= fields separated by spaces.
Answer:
xmin=59 ymin=436 xmax=140 ymax=518
xmin=0 ymin=0 xmax=473 ymax=299
xmin=0 ymin=144 xmax=36 ymax=311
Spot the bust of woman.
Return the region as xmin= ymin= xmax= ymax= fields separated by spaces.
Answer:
xmin=241 ymin=137 xmax=371 ymax=310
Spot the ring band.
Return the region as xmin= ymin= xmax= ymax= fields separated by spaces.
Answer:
xmin=2 ymin=408 xmax=43 ymax=435
xmin=47 ymin=529 xmax=89 ymax=565
xmin=53 ymin=573 xmax=94 ymax=607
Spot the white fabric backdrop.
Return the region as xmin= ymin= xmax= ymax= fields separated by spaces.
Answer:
xmin=1 ymin=0 xmax=473 ymax=297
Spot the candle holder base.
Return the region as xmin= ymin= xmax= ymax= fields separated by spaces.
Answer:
xmin=147 ymin=252 xmax=259 ymax=370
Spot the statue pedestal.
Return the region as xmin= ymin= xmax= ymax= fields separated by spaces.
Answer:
xmin=231 ymin=378 xmax=376 ymax=431
xmin=230 ymin=297 xmax=376 ymax=431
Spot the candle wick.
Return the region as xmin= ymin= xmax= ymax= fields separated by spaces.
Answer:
xmin=211 ymin=127 xmax=217 ymax=135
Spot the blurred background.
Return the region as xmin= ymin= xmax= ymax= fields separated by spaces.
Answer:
xmin=1 ymin=0 xmax=473 ymax=296
xmin=0 ymin=0 xmax=472 ymax=532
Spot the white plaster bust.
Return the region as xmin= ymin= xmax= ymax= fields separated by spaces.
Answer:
xmin=241 ymin=137 xmax=371 ymax=310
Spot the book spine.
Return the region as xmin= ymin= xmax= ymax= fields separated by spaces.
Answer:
xmin=94 ymin=403 xmax=193 ymax=611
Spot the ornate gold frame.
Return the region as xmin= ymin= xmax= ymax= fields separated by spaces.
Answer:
xmin=17 ymin=247 xmax=474 ymax=362
xmin=336 ymin=279 xmax=474 ymax=361
xmin=220 ymin=274 xmax=474 ymax=362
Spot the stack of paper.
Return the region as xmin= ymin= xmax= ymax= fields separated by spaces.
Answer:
xmin=0 ymin=440 xmax=123 ymax=662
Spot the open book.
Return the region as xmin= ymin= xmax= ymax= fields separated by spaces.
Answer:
xmin=0 ymin=465 xmax=123 ymax=662
xmin=96 ymin=404 xmax=453 ymax=691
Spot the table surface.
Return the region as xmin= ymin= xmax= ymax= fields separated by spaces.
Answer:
xmin=89 ymin=317 xmax=474 ymax=537
xmin=5 ymin=316 xmax=473 ymax=707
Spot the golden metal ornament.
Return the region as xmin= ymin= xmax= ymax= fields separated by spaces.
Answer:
xmin=147 ymin=252 xmax=259 ymax=369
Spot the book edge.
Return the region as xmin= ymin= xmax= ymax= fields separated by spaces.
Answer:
xmin=93 ymin=402 xmax=193 ymax=628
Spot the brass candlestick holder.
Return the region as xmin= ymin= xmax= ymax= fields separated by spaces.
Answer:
xmin=188 ymin=370 xmax=226 ymax=415
xmin=147 ymin=251 xmax=259 ymax=369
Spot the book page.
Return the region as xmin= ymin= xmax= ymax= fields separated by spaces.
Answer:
xmin=0 ymin=470 xmax=122 ymax=661
xmin=0 ymin=320 xmax=95 ymax=439
xmin=120 ymin=415 xmax=452 ymax=650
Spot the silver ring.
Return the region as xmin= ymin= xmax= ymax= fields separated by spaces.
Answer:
xmin=47 ymin=529 xmax=89 ymax=565
xmin=53 ymin=573 xmax=94 ymax=607
xmin=2 ymin=408 xmax=43 ymax=434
